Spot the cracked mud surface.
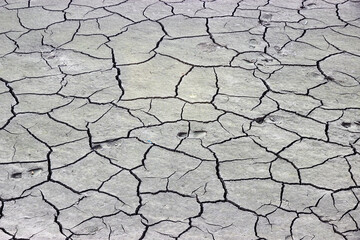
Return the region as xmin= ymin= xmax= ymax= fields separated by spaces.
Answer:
xmin=0 ymin=0 xmax=360 ymax=239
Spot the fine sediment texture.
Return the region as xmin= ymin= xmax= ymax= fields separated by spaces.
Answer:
xmin=0 ymin=0 xmax=360 ymax=239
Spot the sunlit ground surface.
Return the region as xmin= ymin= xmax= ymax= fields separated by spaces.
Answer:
xmin=0 ymin=0 xmax=360 ymax=239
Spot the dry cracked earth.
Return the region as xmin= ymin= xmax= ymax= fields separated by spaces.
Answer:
xmin=0 ymin=0 xmax=360 ymax=239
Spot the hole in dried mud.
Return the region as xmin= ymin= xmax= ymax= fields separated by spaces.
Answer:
xmin=249 ymin=39 xmax=259 ymax=49
xmin=254 ymin=117 xmax=265 ymax=124
xmin=262 ymin=13 xmax=272 ymax=20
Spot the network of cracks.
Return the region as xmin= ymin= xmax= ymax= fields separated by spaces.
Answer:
xmin=0 ymin=0 xmax=360 ymax=239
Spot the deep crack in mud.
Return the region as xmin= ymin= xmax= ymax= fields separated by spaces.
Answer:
xmin=0 ymin=0 xmax=360 ymax=239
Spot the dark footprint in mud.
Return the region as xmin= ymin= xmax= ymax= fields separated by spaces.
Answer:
xmin=341 ymin=122 xmax=351 ymax=128
xmin=189 ymin=131 xmax=207 ymax=138
xmin=11 ymin=172 xmax=22 ymax=179
xmin=11 ymin=167 xmax=43 ymax=179
xmin=177 ymin=131 xmax=207 ymax=139
xmin=177 ymin=132 xmax=188 ymax=139
xmin=260 ymin=13 xmax=272 ymax=25
xmin=28 ymin=168 xmax=43 ymax=177
xmin=92 ymin=144 xmax=102 ymax=150
xmin=93 ymin=140 xmax=123 ymax=150
xmin=249 ymin=39 xmax=259 ymax=49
